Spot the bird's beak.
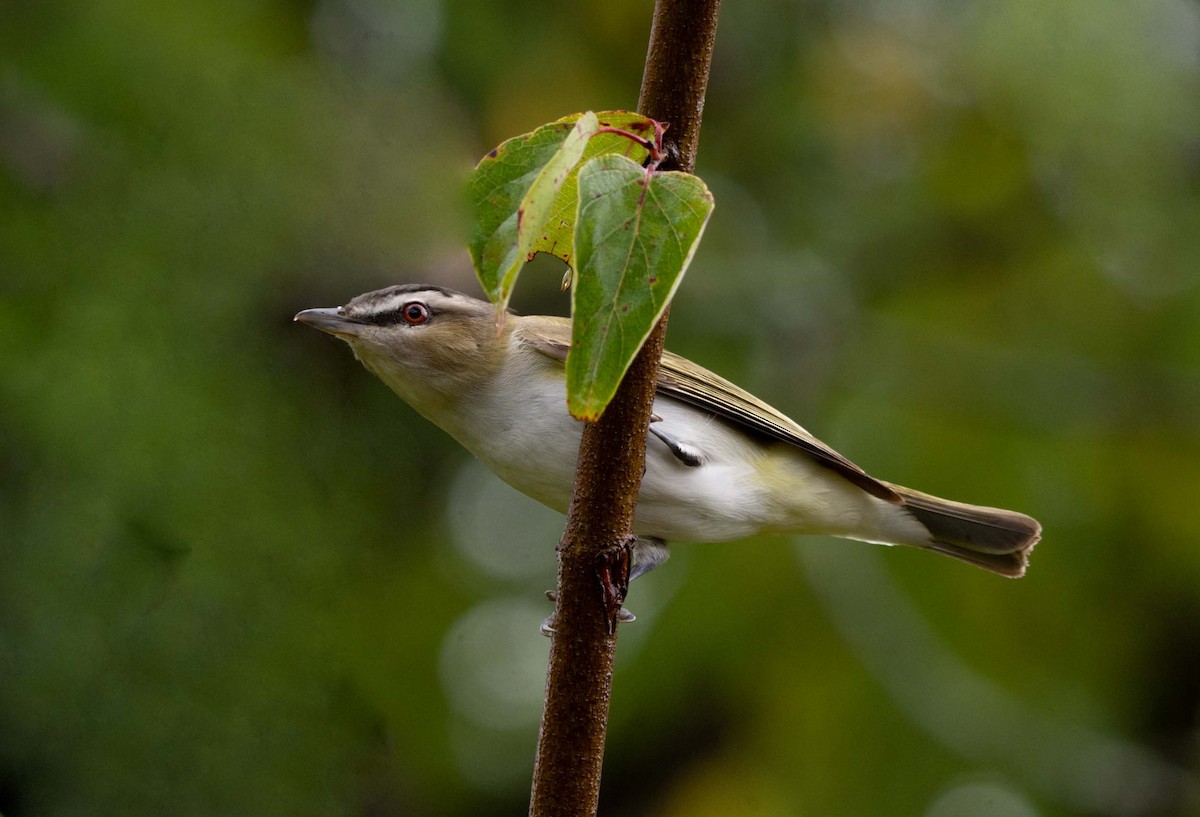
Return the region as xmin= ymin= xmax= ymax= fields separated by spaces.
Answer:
xmin=293 ymin=307 xmax=364 ymax=337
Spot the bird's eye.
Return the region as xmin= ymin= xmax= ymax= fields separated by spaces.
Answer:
xmin=401 ymin=302 xmax=429 ymax=325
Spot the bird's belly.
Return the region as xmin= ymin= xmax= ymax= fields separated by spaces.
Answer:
xmin=476 ymin=435 xmax=769 ymax=542
xmin=633 ymin=460 xmax=771 ymax=541
xmin=447 ymin=384 xmax=851 ymax=544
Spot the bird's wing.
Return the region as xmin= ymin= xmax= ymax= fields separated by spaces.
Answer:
xmin=515 ymin=318 xmax=901 ymax=503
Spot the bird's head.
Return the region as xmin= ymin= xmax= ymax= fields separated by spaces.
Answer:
xmin=295 ymin=284 xmax=508 ymax=411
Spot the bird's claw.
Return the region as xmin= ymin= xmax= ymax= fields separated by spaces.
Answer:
xmin=542 ymin=540 xmax=636 ymax=636
xmin=540 ymin=596 xmax=634 ymax=636
xmin=541 ymin=590 xmax=557 ymax=636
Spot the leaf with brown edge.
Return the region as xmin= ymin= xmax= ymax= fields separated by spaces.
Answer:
xmin=468 ymin=112 xmax=654 ymax=314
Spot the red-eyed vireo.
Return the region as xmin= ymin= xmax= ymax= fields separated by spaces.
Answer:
xmin=295 ymin=284 xmax=1040 ymax=579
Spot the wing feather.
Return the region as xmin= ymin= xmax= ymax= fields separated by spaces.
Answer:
xmin=514 ymin=317 xmax=900 ymax=502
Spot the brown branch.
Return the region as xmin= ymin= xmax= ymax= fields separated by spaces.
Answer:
xmin=528 ymin=1 xmax=721 ymax=815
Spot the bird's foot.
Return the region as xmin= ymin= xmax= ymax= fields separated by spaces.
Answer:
xmin=541 ymin=540 xmax=638 ymax=637
xmin=541 ymin=590 xmax=557 ymax=636
xmin=539 ymin=606 xmax=630 ymax=637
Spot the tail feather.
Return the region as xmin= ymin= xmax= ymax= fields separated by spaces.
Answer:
xmin=887 ymin=484 xmax=1041 ymax=578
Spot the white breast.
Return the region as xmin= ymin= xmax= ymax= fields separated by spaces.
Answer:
xmin=442 ymin=344 xmax=582 ymax=511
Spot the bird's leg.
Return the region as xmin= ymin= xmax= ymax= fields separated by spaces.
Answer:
xmin=648 ymin=424 xmax=705 ymax=467
xmin=630 ymin=537 xmax=670 ymax=580
xmin=648 ymin=412 xmax=705 ymax=468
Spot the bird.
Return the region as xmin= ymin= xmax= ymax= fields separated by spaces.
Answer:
xmin=295 ymin=283 xmax=1040 ymax=580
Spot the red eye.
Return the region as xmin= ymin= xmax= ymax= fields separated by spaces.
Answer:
xmin=402 ymin=302 xmax=429 ymax=325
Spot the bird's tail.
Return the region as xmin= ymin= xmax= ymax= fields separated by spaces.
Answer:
xmin=886 ymin=484 xmax=1041 ymax=578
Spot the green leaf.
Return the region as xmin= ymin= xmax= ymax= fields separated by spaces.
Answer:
xmin=468 ymin=112 xmax=598 ymax=313
xmin=468 ymin=111 xmax=654 ymax=313
xmin=526 ymin=113 xmax=655 ymax=268
xmin=567 ymin=154 xmax=715 ymax=421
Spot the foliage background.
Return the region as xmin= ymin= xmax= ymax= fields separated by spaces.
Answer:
xmin=2 ymin=0 xmax=1199 ymax=815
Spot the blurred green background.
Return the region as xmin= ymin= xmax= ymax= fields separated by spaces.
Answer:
xmin=3 ymin=0 xmax=1199 ymax=814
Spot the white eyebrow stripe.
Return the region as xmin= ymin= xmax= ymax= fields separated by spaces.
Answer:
xmin=352 ymin=291 xmax=437 ymax=320
xmin=344 ymin=285 xmax=477 ymax=322
xmin=360 ymin=292 xmax=412 ymax=317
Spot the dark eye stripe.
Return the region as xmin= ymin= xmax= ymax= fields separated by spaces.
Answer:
xmin=356 ymin=303 xmax=432 ymax=326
